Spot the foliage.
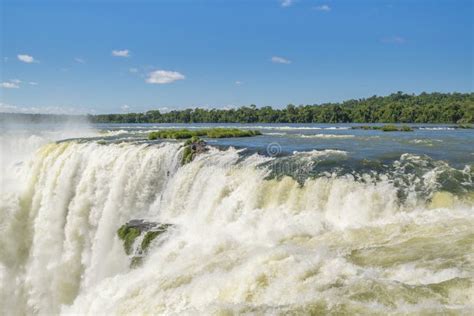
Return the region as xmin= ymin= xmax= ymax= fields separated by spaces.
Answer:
xmin=141 ymin=231 xmax=161 ymax=251
xmin=352 ymin=125 xmax=413 ymax=132
xmin=181 ymin=136 xmax=207 ymax=165
xmin=149 ymin=128 xmax=261 ymax=140
xmin=117 ymin=226 xmax=141 ymax=255
xmin=89 ymin=92 xmax=474 ymax=124
xmin=117 ymin=222 xmax=173 ymax=267
xmin=140 ymin=224 xmax=173 ymax=252
xmin=181 ymin=146 xmax=193 ymax=165
xmin=184 ymin=136 xmax=201 ymax=146
xmin=381 ymin=125 xmax=400 ymax=132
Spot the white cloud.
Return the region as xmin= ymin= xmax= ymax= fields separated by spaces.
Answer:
xmin=235 ymin=81 xmax=243 ymax=85
xmin=146 ymin=70 xmax=185 ymax=84
xmin=143 ymin=106 xmax=172 ymax=113
xmin=121 ymin=104 xmax=131 ymax=112
xmin=157 ymin=106 xmax=170 ymax=113
xmin=17 ymin=54 xmax=36 ymax=63
xmin=313 ymin=5 xmax=331 ymax=11
xmin=74 ymin=57 xmax=85 ymax=64
xmin=271 ymin=56 xmax=292 ymax=64
xmin=129 ymin=67 xmax=139 ymax=73
xmin=1 ymin=79 xmax=37 ymax=88
xmin=280 ymin=0 xmax=294 ymax=7
xmin=381 ymin=36 xmax=406 ymax=44
xmin=1 ymin=82 xmax=20 ymax=89
xmin=112 ymin=49 xmax=130 ymax=57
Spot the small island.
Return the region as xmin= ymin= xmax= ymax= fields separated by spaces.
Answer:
xmin=148 ymin=128 xmax=262 ymax=140
xmin=351 ymin=125 xmax=414 ymax=132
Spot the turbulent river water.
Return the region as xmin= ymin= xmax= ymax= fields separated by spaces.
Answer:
xmin=0 ymin=122 xmax=473 ymax=315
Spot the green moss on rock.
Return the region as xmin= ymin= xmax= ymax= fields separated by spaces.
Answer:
xmin=140 ymin=224 xmax=173 ymax=251
xmin=117 ymin=226 xmax=141 ymax=255
xmin=117 ymin=220 xmax=173 ymax=268
xmin=181 ymin=146 xmax=194 ymax=165
xmin=130 ymin=256 xmax=143 ymax=268
xmin=141 ymin=231 xmax=160 ymax=251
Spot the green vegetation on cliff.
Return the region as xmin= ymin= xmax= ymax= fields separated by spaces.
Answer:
xmin=117 ymin=221 xmax=173 ymax=267
xmin=117 ymin=222 xmax=173 ymax=256
xmin=90 ymin=92 xmax=474 ymax=124
xmin=117 ymin=226 xmax=141 ymax=255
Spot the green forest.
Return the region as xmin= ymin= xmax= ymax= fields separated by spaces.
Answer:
xmin=90 ymin=92 xmax=473 ymax=124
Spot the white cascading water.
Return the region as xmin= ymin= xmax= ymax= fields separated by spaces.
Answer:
xmin=1 ymin=133 xmax=473 ymax=314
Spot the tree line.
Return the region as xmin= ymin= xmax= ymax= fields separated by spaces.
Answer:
xmin=89 ymin=92 xmax=474 ymax=124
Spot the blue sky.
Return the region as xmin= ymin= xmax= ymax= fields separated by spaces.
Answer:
xmin=1 ymin=0 xmax=472 ymax=114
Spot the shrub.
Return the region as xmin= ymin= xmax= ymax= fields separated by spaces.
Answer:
xmin=381 ymin=125 xmax=399 ymax=132
xmin=181 ymin=146 xmax=193 ymax=165
xmin=184 ymin=136 xmax=200 ymax=146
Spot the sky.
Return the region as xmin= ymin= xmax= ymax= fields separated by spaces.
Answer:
xmin=0 ymin=0 xmax=473 ymax=114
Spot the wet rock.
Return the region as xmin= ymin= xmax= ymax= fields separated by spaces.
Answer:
xmin=117 ymin=220 xmax=173 ymax=267
xmin=182 ymin=137 xmax=208 ymax=165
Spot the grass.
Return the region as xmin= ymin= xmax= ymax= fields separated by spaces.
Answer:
xmin=352 ymin=125 xmax=413 ymax=132
xmin=148 ymin=128 xmax=261 ymax=140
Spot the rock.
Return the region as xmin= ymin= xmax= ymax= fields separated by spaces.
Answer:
xmin=181 ymin=137 xmax=208 ymax=165
xmin=125 ymin=219 xmax=158 ymax=232
xmin=117 ymin=220 xmax=173 ymax=267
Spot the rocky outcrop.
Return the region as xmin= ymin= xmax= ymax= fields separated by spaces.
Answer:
xmin=117 ymin=220 xmax=173 ymax=267
xmin=181 ymin=137 xmax=208 ymax=165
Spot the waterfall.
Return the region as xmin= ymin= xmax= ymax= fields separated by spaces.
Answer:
xmin=1 ymin=140 xmax=472 ymax=315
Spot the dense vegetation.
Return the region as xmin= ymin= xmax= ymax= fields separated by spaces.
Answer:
xmin=352 ymin=125 xmax=413 ymax=132
xmin=148 ymin=128 xmax=261 ymax=140
xmin=89 ymin=92 xmax=473 ymax=124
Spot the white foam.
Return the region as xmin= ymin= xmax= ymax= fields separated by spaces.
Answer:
xmin=419 ymin=127 xmax=455 ymax=130
xmin=292 ymin=149 xmax=348 ymax=158
xmin=299 ymin=134 xmax=355 ymax=139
